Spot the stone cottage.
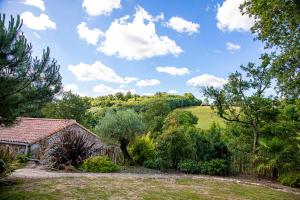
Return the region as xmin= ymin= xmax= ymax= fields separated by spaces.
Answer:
xmin=0 ymin=118 xmax=105 ymax=161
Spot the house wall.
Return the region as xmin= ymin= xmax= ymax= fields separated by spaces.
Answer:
xmin=0 ymin=143 xmax=27 ymax=155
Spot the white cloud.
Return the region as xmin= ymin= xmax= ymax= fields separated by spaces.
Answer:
xmin=216 ymin=0 xmax=254 ymax=32
xmin=142 ymin=93 xmax=154 ymax=96
xmin=99 ymin=6 xmax=182 ymax=60
xmin=166 ymin=16 xmax=199 ymax=35
xmin=23 ymin=0 xmax=45 ymax=11
xmin=93 ymin=84 xmax=135 ymax=95
xmin=82 ymin=0 xmax=121 ymax=16
xmin=187 ymin=74 xmax=227 ymax=88
xmin=77 ymin=22 xmax=104 ymax=45
xmin=33 ymin=32 xmax=40 ymax=39
xmin=21 ymin=12 xmax=56 ymax=30
xmin=226 ymin=42 xmax=241 ymax=51
xmin=68 ymin=61 xmax=138 ymax=84
xmin=168 ymin=89 xmax=178 ymax=94
xmin=156 ymin=66 xmax=190 ymax=76
xmin=63 ymin=83 xmax=87 ymax=97
xmin=136 ymin=79 xmax=160 ymax=87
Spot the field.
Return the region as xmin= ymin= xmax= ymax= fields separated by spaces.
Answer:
xmin=181 ymin=106 xmax=224 ymax=129
xmin=1 ymin=176 xmax=299 ymax=200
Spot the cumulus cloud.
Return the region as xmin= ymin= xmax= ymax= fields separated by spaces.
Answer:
xmin=168 ymin=89 xmax=178 ymax=94
xmin=93 ymin=84 xmax=135 ymax=95
xmin=166 ymin=16 xmax=199 ymax=35
xmin=33 ymin=32 xmax=40 ymax=39
xmin=187 ymin=74 xmax=227 ymax=88
xmin=216 ymin=0 xmax=254 ymax=32
xmin=68 ymin=61 xmax=138 ymax=84
xmin=21 ymin=12 xmax=56 ymax=30
xmin=63 ymin=83 xmax=87 ymax=96
xmin=156 ymin=66 xmax=190 ymax=76
xmin=23 ymin=0 xmax=45 ymax=11
xmin=77 ymin=22 xmax=104 ymax=45
xmin=82 ymin=0 xmax=121 ymax=16
xmin=226 ymin=42 xmax=241 ymax=52
xmin=136 ymin=79 xmax=160 ymax=87
xmin=99 ymin=6 xmax=182 ymax=60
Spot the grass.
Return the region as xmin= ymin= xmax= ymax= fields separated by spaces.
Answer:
xmin=0 ymin=177 xmax=299 ymax=200
xmin=181 ymin=106 xmax=224 ymax=129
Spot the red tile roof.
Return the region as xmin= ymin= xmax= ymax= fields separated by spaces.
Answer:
xmin=0 ymin=118 xmax=77 ymax=144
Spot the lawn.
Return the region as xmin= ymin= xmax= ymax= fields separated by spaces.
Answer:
xmin=181 ymin=106 xmax=224 ymax=129
xmin=0 ymin=177 xmax=299 ymax=200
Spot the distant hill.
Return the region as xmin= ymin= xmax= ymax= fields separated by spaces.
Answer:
xmin=180 ymin=106 xmax=224 ymax=130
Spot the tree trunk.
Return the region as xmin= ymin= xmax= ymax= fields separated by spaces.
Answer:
xmin=252 ymin=122 xmax=258 ymax=154
xmin=120 ymin=138 xmax=132 ymax=163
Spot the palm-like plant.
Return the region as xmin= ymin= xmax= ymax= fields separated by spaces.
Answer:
xmin=254 ymin=137 xmax=289 ymax=179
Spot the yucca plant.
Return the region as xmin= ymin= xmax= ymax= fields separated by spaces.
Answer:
xmin=42 ymin=129 xmax=96 ymax=169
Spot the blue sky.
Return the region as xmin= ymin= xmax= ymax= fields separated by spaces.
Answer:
xmin=0 ymin=0 xmax=263 ymax=98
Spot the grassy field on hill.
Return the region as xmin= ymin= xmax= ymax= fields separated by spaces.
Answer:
xmin=181 ymin=106 xmax=224 ymax=130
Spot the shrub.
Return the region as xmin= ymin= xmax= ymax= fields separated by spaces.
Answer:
xmin=278 ymin=172 xmax=300 ymax=188
xmin=16 ymin=154 xmax=28 ymax=163
xmin=0 ymin=159 xmax=5 ymax=175
xmin=129 ymin=134 xmax=155 ymax=165
xmin=156 ymin=127 xmax=193 ymax=168
xmin=200 ymin=159 xmax=229 ymax=176
xmin=143 ymin=158 xmax=169 ymax=171
xmin=82 ymin=156 xmax=119 ymax=173
xmin=0 ymin=146 xmax=15 ymax=177
xmin=42 ymin=130 xmax=96 ymax=169
xmin=178 ymin=160 xmax=201 ymax=174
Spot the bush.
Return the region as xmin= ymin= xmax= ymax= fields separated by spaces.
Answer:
xmin=82 ymin=156 xmax=119 ymax=173
xmin=156 ymin=127 xmax=193 ymax=168
xmin=143 ymin=158 xmax=169 ymax=171
xmin=129 ymin=134 xmax=155 ymax=165
xmin=278 ymin=172 xmax=300 ymax=188
xmin=42 ymin=130 xmax=96 ymax=169
xmin=178 ymin=160 xmax=201 ymax=174
xmin=0 ymin=146 xmax=15 ymax=177
xmin=200 ymin=159 xmax=229 ymax=176
xmin=16 ymin=154 xmax=28 ymax=163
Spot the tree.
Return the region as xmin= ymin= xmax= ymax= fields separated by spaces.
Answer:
xmin=41 ymin=92 xmax=90 ymax=126
xmin=163 ymin=109 xmax=198 ymax=130
xmin=241 ymin=0 xmax=300 ymax=98
xmin=95 ymin=109 xmax=145 ymax=162
xmin=203 ymin=54 xmax=277 ymax=153
xmin=0 ymin=14 xmax=62 ymax=126
xmin=142 ymin=100 xmax=171 ymax=136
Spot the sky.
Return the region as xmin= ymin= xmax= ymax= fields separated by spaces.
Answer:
xmin=0 ymin=0 xmax=264 ymax=98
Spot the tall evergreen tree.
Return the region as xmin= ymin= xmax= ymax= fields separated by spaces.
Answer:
xmin=0 ymin=14 xmax=62 ymax=126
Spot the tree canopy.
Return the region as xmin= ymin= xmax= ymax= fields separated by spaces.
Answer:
xmin=0 ymin=14 xmax=62 ymax=126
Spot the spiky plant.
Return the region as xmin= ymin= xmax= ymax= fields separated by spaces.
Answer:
xmin=42 ymin=129 xmax=96 ymax=169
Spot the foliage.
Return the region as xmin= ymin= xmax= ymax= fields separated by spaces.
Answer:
xmin=200 ymin=159 xmax=229 ymax=176
xmin=16 ymin=154 xmax=28 ymax=163
xmin=42 ymin=92 xmax=90 ymax=126
xmin=163 ymin=109 xmax=198 ymax=130
xmin=82 ymin=156 xmax=119 ymax=173
xmin=278 ymin=172 xmax=300 ymax=188
xmin=143 ymin=158 xmax=169 ymax=171
xmin=156 ymin=126 xmax=193 ymax=168
xmin=128 ymin=134 xmax=155 ymax=165
xmin=178 ymin=160 xmax=201 ymax=174
xmin=0 ymin=14 xmax=62 ymax=126
xmin=42 ymin=129 xmax=96 ymax=169
xmin=241 ymin=0 xmax=300 ymax=98
xmin=142 ymin=100 xmax=171 ymax=136
xmin=203 ymin=54 xmax=277 ymax=153
xmin=95 ymin=109 xmax=145 ymax=162
xmin=0 ymin=146 xmax=18 ymax=177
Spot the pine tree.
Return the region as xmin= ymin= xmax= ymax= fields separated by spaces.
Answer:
xmin=0 ymin=14 xmax=62 ymax=126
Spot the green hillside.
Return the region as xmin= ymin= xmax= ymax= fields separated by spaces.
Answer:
xmin=180 ymin=106 xmax=224 ymax=130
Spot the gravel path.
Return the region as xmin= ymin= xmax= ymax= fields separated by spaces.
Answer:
xmin=9 ymin=166 xmax=300 ymax=195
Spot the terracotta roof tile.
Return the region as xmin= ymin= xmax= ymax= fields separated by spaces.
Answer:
xmin=0 ymin=118 xmax=77 ymax=144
